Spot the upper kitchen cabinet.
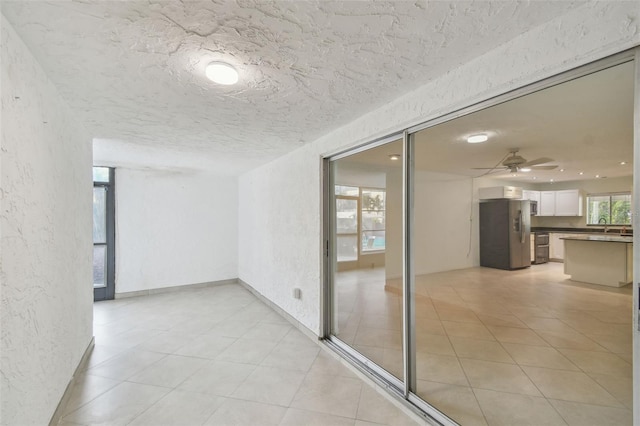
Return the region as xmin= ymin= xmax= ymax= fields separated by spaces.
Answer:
xmin=539 ymin=189 xmax=583 ymax=216
xmin=539 ymin=191 xmax=556 ymax=216
xmin=522 ymin=190 xmax=541 ymax=204
xmin=555 ymin=189 xmax=583 ymax=216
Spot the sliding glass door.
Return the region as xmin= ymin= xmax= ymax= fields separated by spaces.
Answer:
xmin=325 ymin=53 xmax=637 ymax=425
xmin=328 ymin=137 xmax=405 ymax=386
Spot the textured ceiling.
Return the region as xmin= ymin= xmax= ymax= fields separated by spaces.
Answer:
xmin=2 ymin=1 xmax=587 ymax=174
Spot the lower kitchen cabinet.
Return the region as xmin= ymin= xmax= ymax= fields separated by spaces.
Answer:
xmin=550 ymin=233 xmax=569 ymax=261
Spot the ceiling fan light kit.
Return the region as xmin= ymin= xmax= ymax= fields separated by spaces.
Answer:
xmin=473 ymin=149 xmax=558 ymax=174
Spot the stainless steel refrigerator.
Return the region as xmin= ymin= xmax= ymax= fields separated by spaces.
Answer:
xmin=479 ymin=199 xmax=531 ymax=270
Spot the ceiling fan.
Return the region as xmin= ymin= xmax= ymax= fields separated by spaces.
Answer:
xmin=474 ymin=149 xmax=558 ymax=173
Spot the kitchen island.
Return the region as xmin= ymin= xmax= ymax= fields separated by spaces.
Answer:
xmin=561 ymin=235 xmax=632 ymax=287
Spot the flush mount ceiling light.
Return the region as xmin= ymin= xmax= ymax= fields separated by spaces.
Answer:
xmin=520 ymin=168 xmax=531 ymax=172
xmin=389 ymin=154 xmax=401 ymax=161
xmin=467 ymin=134 xmax=488 ymax=144
xmin=205 ymin=62 xmax=238 ymax=85
xmin=621 ymin=161 xmax=627 ymax=165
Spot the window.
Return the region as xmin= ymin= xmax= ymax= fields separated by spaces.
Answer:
xmin=586 ymin=193 xmax=632 ymax=225
xmin=335 ymin=185 xmax=386 ymax=262
xmin=361 ymin=189 xmax=385 ymax=252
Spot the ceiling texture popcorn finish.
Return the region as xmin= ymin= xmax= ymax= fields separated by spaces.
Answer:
xmin=2 ymin=1 xmax=587 ymax=174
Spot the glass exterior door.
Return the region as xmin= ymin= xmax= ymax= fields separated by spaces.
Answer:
xmin=93 ymin=167 xmax=115 ymax=301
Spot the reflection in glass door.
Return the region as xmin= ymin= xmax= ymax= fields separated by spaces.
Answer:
xmin=328 ymin=137 xmax=405 ymax=384
xmin=93 ymin=167 xmax=115 ymax=301
xmin=325 ymin=56 xmax=636 ymax=425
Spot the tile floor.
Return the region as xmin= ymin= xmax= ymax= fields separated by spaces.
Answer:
xmin=59 ymin=284 xmax=421 ymax=426
xmin=334 ymin=263 xmax=633 ymax=425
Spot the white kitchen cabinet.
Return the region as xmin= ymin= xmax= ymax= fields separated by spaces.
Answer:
xmin=555 ymin=189 xmax=583 ymax=216
xmin=522 ymin=190 xmax=541 ymax=203
xmin=539 ymin=191 xmax=556 ymax=216
xmin=538 ymin=189 xmax=583 ymax=216
xmin=550 ymin=233 xmax=570 ymax=261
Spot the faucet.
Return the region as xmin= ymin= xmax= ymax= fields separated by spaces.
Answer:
xmin=598 ymin=217 xmax=608 ymax=233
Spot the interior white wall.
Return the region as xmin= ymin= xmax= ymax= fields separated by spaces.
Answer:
xmin=238 ymin=2 xmax=639 ymax=335
xmin=413 ymin=172 xmax=476 ymax=276
xmin=114 ymin=168 xmax=238 ymax=294
xmin=0 ymin=15 xmax=93 ymax=425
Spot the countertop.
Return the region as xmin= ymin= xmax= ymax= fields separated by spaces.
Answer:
xmin=532 ymin=227 xmax=632 ymax=236
xmin=560 ymin=235 xmax=633 ymax=243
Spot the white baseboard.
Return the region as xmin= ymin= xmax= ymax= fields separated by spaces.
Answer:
xmin=115 ymin=278 xmax=238 ymax=299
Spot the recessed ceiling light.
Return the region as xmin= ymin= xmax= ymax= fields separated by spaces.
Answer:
xmin=579 ymin=172 xmax=584 ymax=175
xmin=205 ymin=62 xmax=239 ymax=85
xmin=467 ymin=134 xmax=488 ymax=144
xmin=550 ymin=179 xmax=554 ymax=182
xmin=620 ymin=161 xmax=627 ymax=165
xmin=389 ymin=154 xmax=400 ymax=161
xmin=560 ymin=169 xmax=565 ymax=172
xmin=532 ymin=177 xmax=537 ymax=180
xmin=520 ymin=168 xmax=531 ymax=172
xmin=595 ymin=174 xmax=600 ymax=178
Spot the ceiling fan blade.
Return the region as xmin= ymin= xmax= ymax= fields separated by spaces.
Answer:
xmin=530 ymin=165 xmax=558 ymax=170
xmin=472 ymin=167 xmax=507 ymax=170
xmin=521 ymin=157 xmax=553 ymax=167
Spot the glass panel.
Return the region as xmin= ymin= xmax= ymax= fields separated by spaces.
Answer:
xmin=336 ymin=198 xmax=358 ymax=233
xmin=362 ymin=189 xmax=386 ymax=251
xmin=408 ymin=61 xmax=634 ymax=424
xmin=93 ymin=245 xmax=106 ymax=288
xmin=611 ymin=194 xmax=632 ymax=225
xmin=335 ymin=185 xmax=359 ymax=196
xmin=93 ymin=167 xmax=110 ymax=183
xmin=587 ymin=195 xmax=610 ymax=224
xmin=331 ymin=138 xmax=404 ymax=381
xmin=337 ymin=235 xmax=358 ymax=262
xmin=93 ymin=187 xmax=107 ymax=243
xmin=412 ymin=130 xmax=478 ymax=424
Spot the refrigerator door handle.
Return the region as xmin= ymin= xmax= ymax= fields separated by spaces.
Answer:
xmin=520 ymin=210 xmax=525 ymax=244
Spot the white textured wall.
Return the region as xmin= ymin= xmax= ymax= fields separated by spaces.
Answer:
xmin=238 ymin=2 xmax=639 ymax=335
xmin=115 ymin=168 xmax=238 ymax=294
xmin=0 ymin=15 xmax=93 ymax=426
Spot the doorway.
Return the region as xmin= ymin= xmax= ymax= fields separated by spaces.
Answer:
xmin=93 ymin=166 xmax=115 ymax=301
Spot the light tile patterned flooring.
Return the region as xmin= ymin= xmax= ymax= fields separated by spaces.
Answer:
xmin=59 ymin=284 xmax=420 ymax=426
xmin=335 ymin=263 xmax=633 ymax=425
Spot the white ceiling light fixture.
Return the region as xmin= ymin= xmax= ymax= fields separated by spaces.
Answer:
xmin=520 ymin=168 xmax=531 ymax=172
xmin=467 ymin=134 xmax=488 ymax=144
xmin=620 ymin=161 xmax=627 ymax=165
xmin=389 ymin=154 xmax=401 ymax=161
xmin=205 ymin=62 xmax=239 ymax=85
